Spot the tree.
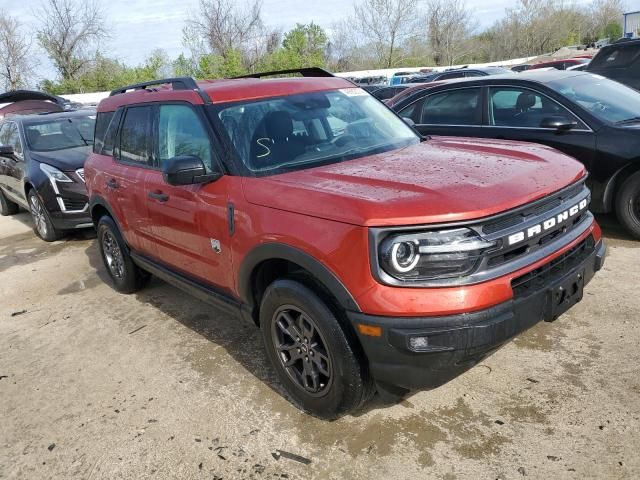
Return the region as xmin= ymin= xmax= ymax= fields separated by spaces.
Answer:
xmin=185 ymin=0 xmax=264 ymax=61
xmin=353 ymin=0 xmax=420 ymax=68
xmin=261 ymin=23 xmax=328 ymax=70
xmin=425 ymin=0 xmax=476 ymax=66
xmin=0 ymin=12 xmax=34 ymax=90
xmin=35 ymin=0 xmax=109 ymax=80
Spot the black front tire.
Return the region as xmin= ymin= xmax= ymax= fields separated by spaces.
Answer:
xmin=260 ymin=278 xmax=372 ymax=420
xmin=616 ymin=170 xmax=640 ymax=240
xmin=0 ymin=189 xmax=19 ymax=216
xmin=97 ymin=215 xmax=150 ymax=294
xmin=28 ymin=189 xmax=61 ymax=242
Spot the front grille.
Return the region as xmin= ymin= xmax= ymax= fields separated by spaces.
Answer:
xmin=62 ymin=198 xmax=87 ymax=211
xmin=511 ymin=235 xmax=595 ymax=299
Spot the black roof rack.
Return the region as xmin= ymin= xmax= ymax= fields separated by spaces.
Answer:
xmin=233 ymin=67 xmax=335 ymax=79
xmin=109 ymin=77 xmax=211 ymax=104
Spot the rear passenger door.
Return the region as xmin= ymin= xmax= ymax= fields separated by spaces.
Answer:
xmin=398 ymin=87 xmax=484 ymax=138
xmin=110 ymin=105 xmax=157 ymax=255
xmin=144 ymin=103 xmax=233 ymax=290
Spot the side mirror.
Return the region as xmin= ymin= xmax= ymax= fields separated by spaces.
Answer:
xmin=162 ymin=156 xmax=222 ymax=186
xmin=540 ymin=116 xmax=577 ymax=131
xmin=0 ymin=145 xmax=15 ymax=156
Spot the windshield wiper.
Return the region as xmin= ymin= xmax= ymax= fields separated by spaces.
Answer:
xmin=615 ymin=116 xmax=640 ymax=125
xmin=67 ymin=118 xmax=90 ymax=146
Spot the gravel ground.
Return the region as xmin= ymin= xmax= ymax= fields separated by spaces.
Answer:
xmin=0 ymin=211 xmax=638 ymax=480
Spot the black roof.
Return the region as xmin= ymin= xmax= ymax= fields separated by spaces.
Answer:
xmin=0 ymin=90 xmax=67 ymax=105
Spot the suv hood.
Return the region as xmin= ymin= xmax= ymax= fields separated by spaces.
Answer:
xmin=242 ymin=137 xmax=586 ymax=227
xmin=30 ymin=146 xmax=91 ymax=171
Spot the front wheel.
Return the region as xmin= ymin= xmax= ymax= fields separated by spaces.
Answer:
xmin=260 ymin=278 xmax=372 ymax=419
xmin=28 ymin=189 xmax=61 ymax=242
xmin=97 ymin=216 xmax=149 ymax=293
xmin=616 ymin=170 xmax=640 ymax=240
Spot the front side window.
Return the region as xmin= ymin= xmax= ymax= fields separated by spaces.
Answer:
xmin=548 ymin=74 xmax=640 ymax=124
xmin=157 ymin=105 xmax=213 ymax=170
xmin=119 ymin=106 xmax=153 ymax=165
xmin=216 ymin=88 xmax=419 ymax=175
xmin=93 ymin=111 xmax=114 ymax=154
xmin=488 ymin=87 xmax=582 ymax=128
xmin=402 ymin=88 xmax=482 ymax=126
xmin=0 ymin=123 xmax=23 ymax=156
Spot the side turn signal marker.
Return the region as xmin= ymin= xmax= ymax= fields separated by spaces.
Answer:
xmin=357 ymin=324 xmax=382 ymax=337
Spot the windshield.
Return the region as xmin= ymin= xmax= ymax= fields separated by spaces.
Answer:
xmin=216 ymin=88 xmax=419 ymax=175
xmin=24 ymin=115 xmax=95 ymax=152
xmin=547 ymin=74 xmax=640 ymax=124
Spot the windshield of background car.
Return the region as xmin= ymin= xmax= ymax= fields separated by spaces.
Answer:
xmin=24 ymin=115 xmax=96 ymax=151
xmin=216 ymin=88 xmax=419 ymax=175
xmin=548 ymin=74 xmax=640 ymax=124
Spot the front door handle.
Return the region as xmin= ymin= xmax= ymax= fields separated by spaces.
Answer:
xmin=148 ymin=191 xmax=169 ymax=202
xmin=106 ymin=178 xmax=119 ymax=189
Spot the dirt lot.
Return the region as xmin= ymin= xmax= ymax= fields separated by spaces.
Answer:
xmin=0 ymin=212 xmax=638 ymax=480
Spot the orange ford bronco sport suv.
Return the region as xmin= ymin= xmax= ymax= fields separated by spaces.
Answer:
xmin=85 ymin=69 xmax=605 ymax=419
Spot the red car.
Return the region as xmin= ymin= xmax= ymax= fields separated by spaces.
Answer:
xmin=85 ymin=69 xmax=605 ymax=418
xmin=529 ymin=58 xmax=590 ymax=70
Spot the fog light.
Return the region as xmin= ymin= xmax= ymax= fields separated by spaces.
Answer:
xmin=409 ymin=336 xmax=429 ymax=350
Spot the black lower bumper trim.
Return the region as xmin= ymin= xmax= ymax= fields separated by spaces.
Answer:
xmin=348 ymin=238 xmax=605 ymax=395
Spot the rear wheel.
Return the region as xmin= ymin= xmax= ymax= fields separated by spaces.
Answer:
xmin=616 ymin=171 xmax=640 ymax=240
xmin=0 ymin=189 xmax=19 ymax=216
xmin=260 ymin=278 xmax=371 ymax=419
xmin=28 ymin=189 xmax=61 ymax=242
xmin=97 ymin=215 xmax=150 ymax=293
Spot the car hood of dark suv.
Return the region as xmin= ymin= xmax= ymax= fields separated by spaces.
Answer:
xmin=242 ymin=136 xmax=587 ymax=227
xmin=30 ymin=145 xmax=92 ymax=172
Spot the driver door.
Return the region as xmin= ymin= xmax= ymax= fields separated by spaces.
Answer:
xmin=144 ymin=103 xmax=233 ymax=290
xmin=483 ymin=86 xmax=597 ymax=171
xmin=0 ymin=122 xmax=27 ymax=204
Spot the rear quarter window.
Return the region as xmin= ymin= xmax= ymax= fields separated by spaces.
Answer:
xmin=590 ymin=45 xmax=640 ymax=69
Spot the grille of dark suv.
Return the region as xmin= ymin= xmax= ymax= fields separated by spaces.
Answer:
xmin=511 ymin=235 xmax=595 ymax=299
xmin=62 ymin=198 xmax=87 ymax=211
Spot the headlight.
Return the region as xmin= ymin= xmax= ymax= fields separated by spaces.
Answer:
xmin=378 ymin=228 xmax=496 ymax=282
xmin=40 ymin=163 xmax=72 ymax=194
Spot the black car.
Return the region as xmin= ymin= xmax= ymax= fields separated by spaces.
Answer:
xmin=367 ymin=85 xmax=410 ymax=101
xmin=407 ymin=66 xmax=515 ymax=83
xmin=391 ymin=70 xmax=640 ymax=238
xmin=586 ymin=38 xmax=640 ymax=90
xmin=0 ymin=109 xmax=96 ymax=241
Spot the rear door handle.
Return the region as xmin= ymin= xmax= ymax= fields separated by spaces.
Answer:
xmin=106 ymin=179 xmax=119 ymax=189
xmin=148 ymin=191 xmax=169 ymax=202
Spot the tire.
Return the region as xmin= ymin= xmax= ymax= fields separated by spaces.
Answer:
xmin=260 ymin=278 xmax=372 ymax=419
xmin=28 ymin=189 xmax=61 ymax=242
xmin=615 ymin=170 xmax=640 ymax=240
xmin=0 ymin=188 xmax=19 ymax=216
xmin=97 ymin=215 xmax=150 ymax=294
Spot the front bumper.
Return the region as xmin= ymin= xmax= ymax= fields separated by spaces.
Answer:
xmin=36 ymin=175 xmax=92 ymax=230
xmin=348 ymin=237 xmax=606 ymax=398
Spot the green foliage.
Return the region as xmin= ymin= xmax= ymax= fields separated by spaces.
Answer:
xmin=260 ymin=23 xmax=328 ymax=71
xmin=602 ymin=21 xmax=622 ymax=41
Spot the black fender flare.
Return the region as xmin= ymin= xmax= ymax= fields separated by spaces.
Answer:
xmin=89 ymin=195 xmax=125 ymax=232
xmin=238 ymin=242 xmax=361 ymax=313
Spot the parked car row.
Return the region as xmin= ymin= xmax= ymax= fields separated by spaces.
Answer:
xmin=0 ymin=67 xmax=613 ymax=419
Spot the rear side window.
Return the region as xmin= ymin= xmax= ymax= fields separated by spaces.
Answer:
xmin=119 ymin=106 xmax=153 ymax=165
xmin=590 ymin=46 xmax=640 ymax=69
xmin=93 ymin=111 xmax=114 ymax=154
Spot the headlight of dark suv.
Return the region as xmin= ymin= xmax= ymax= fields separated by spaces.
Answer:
xmin=377 ymin=228 xmax=496 ymax=282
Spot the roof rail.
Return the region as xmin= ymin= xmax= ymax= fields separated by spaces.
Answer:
xmin=233 ymin=67 xmax=335 ymax=79
xmin=109 ymin=77 xmax=211 ymax=104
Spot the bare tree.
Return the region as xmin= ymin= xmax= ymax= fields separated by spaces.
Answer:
xmin=35 ymin=0 xmax=109 ymax=80
xmin=0 ymin=12 xmax=34 ymax=90
xmin=185 ymin=0 xmax=264 ymax=61
xmin=425 ymin=0 xmax=476 ymax=66
xmin=353 ymin=0 xmax=420 ymax=68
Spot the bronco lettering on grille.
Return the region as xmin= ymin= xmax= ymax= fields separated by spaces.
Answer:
xmin=507 ymin=199 xmax=588 ymax=246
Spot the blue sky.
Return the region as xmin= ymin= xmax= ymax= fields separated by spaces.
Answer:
xmin=0 ymin=0 xmax=620 ymax=81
